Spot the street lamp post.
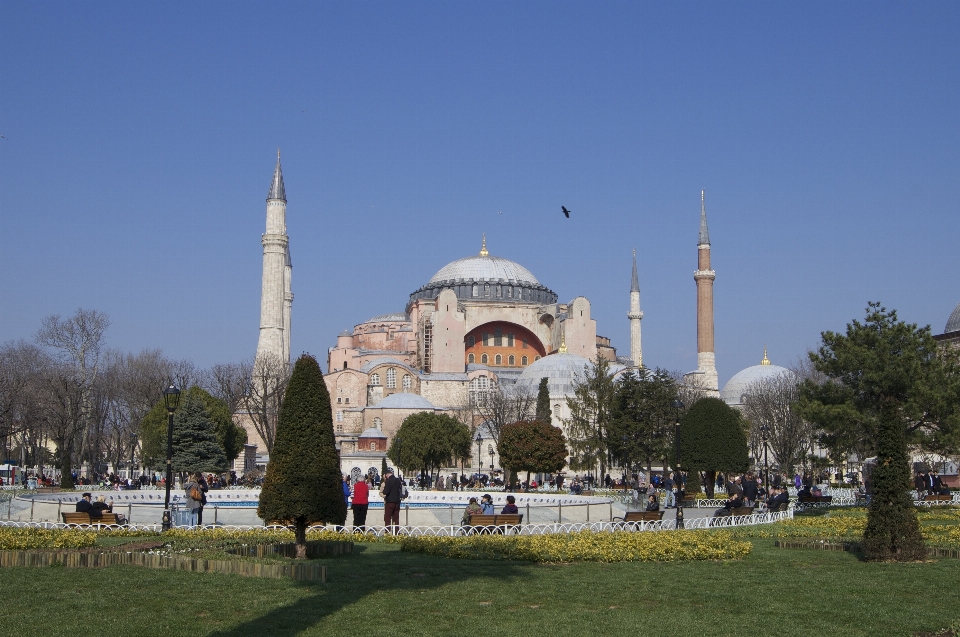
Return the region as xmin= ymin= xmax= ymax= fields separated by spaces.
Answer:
xmin=475 ymin=432 xmax=483 ymax=479
xmin=671 ymin=399 xmax=684 ymax=529
xmin=161 ymin=385 xmax=181 ymax=531
xmin=488 ymin=444 xmax=494 ymax=471
xmin=760 ymin=425 xmax=770 ymax=500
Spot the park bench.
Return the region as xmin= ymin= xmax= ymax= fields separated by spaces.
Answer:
xmin=922 ymin=494 xmax=953 ymax=503
xmin=798 ymin=495 xmax=833 ymax=503
xmin=613 ymin=510 xmax=665 ymax=523
xmin=466 ymin=514 xmax=523 ymax=534
xmin=61 ymin=512 xmax=122 ymax=525
xmin=730 ymin=506 xmax=754 ymax=516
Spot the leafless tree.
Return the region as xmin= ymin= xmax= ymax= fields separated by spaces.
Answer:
xmin=0 ymin=341 xmax=46 ymax=438
xmin=204 ymin=360 xmax=253 ymax=416
xmin=244 ymin=353 xmax=290 ymax=454
xmin=741 ymin=370 xmax=812 ymax=477
xmin=35 ymin=309 xmax=110 ymax=485
xmin=472 ymin=382 xmax=536 ymax=449
xmin=670 ymin=370 xmax=712 ymax=409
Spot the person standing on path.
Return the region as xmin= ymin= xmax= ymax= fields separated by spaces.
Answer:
xmin=381 ymin=468 xmax=402 ymax=532
xmin=351 ymin=475 xmax=370 ymax=532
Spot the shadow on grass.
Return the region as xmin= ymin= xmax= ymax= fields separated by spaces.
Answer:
xmin=206 ymin=542 xmax=524 ymax=636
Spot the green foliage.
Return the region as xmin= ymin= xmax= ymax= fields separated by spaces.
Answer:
xmin=258 ymin=354 xmax=347 ymax=538
xmin=535 ymin=377 xmax=552 ymax=424
xmin=863 ymin=407 xmax=927 ymax=560
xmin=171 ymin=393 xmax=228 ymax=473
xmin=387 ymin=412 xmax=471 ymax=477
xmin=141 ymin=386 xmax=247 ymax=467
xmin=798 ymin=302 xmax=960 ymax=460
xmin=566 ymin=355 xmax=616 ymax=473
xmin=606 ymin=367 xmax=678 ymax=474
xmin=498 ymin=420 xmax=567 ymax=479
xmin=679 ymin=398 xmax=748 ymax=496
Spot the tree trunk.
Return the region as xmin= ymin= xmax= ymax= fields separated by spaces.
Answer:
xmin=295 ymin=517 xmax=307 ymax=560
xmin=59 ymin=442 xmax=74 ymax=489
xmin=705 ymin=470 xmax=716 ymax=498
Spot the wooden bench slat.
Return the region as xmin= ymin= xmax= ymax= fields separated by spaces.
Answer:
xmin=467 ymin=514 xmax=523 ymax=526
xmin=619 ymin=511 xmax=664 ymax=522
xmin=62 ymin=512 xmax=122 ymax=525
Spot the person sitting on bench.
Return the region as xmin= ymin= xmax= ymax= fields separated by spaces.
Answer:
xmin=713 ymin=493 xmax=744 ymax=517
xmin=797 ymin=484 xmax=812 ymax=499
xmin=76 ymin=492 xmax=93 ymax=513
xmin=501 ymin=495 xmax=519 ymax=514
xmin=645 ymin=495 xmax=659 ymax=512
xmin=767 ymin=486 xmax=790 ymax=511
xmin=461 ymin=497 xmax=484 ymax=525
xmin=90 ymin=495 xmax=126 ymax=524
xmin=937 ymin=484 xmax=952 ymax=496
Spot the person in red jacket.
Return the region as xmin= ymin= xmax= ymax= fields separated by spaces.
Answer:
xmin=351 ymin=474 xmax=370 ymax=533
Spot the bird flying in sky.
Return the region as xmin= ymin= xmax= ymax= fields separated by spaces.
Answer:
xmin=562 ymin=206 xmax=571 ymax=218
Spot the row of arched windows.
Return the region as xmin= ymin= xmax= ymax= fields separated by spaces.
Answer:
xmin=468 ymin=353 xmax=539 ymax=366
xmin=467 ymin=331 xmax=526 ymax=348
xmin=369 ymin=369 xmax=413 ymax=389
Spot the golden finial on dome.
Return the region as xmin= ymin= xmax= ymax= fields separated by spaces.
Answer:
xmin=479 ymin=233 xmax=489 ymax=257
xmin=558 ymin=327 xmax=568 ymax=353
xmin=761 ymin=346 xmax=770 ymax=366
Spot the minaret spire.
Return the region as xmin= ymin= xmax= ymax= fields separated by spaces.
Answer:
xmin=268 ymin=149 xmax=286 ymax=202
xmin=698 ymin=189 xmax=710 ymax=246
xmin=690 ymin=190 xmax=718 ymax=394
xmin=257 ymin=152 xmax=292 ymax=365
xmin=628 ymin=249 xmax=643 ymax=367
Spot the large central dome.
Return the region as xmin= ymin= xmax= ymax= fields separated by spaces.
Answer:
xmin=409 ymin=236 xmax=558 ymax=305
xmin=428 ymin=254 xmax=540 ymax=286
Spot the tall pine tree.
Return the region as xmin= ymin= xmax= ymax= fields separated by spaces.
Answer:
xmin=258 ymin=354 xmax=346 ymax=557
xmin=171 ymin=393 xmax=228 ymax=474
xmin=535 ymin=377 xmax=551 ymax=423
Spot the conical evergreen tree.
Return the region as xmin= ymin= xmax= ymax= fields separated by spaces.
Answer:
xmin=171 ymin=393 xmax=228 ymax=473
xmin=258 ymin=354 xmax=346 ymax=557
xmin=535 ymin=377 xmax=552 ymax=424
xmin=862 ymin=401 xmax=926 ymax=560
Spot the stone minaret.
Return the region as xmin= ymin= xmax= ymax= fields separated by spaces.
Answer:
xmin=628 ymin=249 xmax=643 ymax=367
xmin=255 ymin=151 xmax=292 ymax=364
xmin=694 ymin=190 xmax=719 ymax=393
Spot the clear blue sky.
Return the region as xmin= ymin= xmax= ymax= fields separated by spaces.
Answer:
xmin=2 ymin=2 xmax=958 ymax=387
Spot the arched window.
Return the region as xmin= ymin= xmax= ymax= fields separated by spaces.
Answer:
xmin=535 ymin=355 xmax=541 ymax=361
xmin=507 ymin=334 xmax=514 ymax=347
xmin=521 ymin=355 xmax=528 ymax=366
xmin=472 ymin=285 xmax=478 ymax=297
xmin=468 ymin=353 xmax=475 ymax=363
xmin=481 ymin=353 xmax=488 ymax=364
xmin=386 ymin=368 xmax=396 ymax=388
xmin=484 ymin=284 xmax=490 ymax=297
xmin=495 ymin=354 xmax=502 ymax=365
xmin=483 ymin=333 xmax=490 ymax=346
xmin=467 ymin=335 xmax=475 ymax=347
xmin=506 ymin=287 xmax=512 ymax=298
xmin=508 ymin=355 xmax=515 ymax=366
xmin=374 ymin=417 xmax=382 ymax=430
xmin=522 ymin=338 xmax=528 ymax=349
xmin=370 ymin=373 xmax=380 ymax=386
xmin=343 ymin=361 xmax=347 ymax=370
xmin=494 ymin=328 xmax=502 ymax=346
xmin=402 ymin=375 xmax=412 ymax=390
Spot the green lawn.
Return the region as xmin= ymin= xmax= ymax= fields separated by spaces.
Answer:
xmin=4 ymin=540 xmax=959 ymax=637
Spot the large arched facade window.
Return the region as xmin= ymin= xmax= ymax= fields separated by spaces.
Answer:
xmin=374 ymin=417 xmax=382 ymax=430
xmin=464 ymin=321 xmax=546 ymax=368
xmin=469 ymin=375 xmax=495 ymax=406
xmin=370 ymin=373 xmax=380 ymax=386
xmin=386 ymin=368 xmax=396 ymax=388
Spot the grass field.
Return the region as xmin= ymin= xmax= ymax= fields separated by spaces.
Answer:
xmin=4 ymin=537 xmax=960 ymax=637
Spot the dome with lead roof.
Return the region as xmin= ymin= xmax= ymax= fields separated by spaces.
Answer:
xmin=409 ymin=235 xmax=558 ymax=305
xmin=945 ymin=302 xmax=960 ymax=334
xmin=721 ymin=350 xmax=795 ymax=407
xmin=515 ymin=352 xmax=591 ymax=397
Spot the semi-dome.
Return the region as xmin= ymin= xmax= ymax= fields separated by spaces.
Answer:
xmin=946 ymin=302 xmax=960 ymax=334
xmin=515 ymin=352 xmax=591 ymax=397
xmin=721 ymin=350 xmax=795 ymax=406
xmin=409 ymin=235 xmax=558 ymax=305
xmin=374 ymin=393 xmax=436 ymax=410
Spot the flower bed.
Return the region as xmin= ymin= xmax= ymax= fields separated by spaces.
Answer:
xmin=399 ymin=529 xmax=751 ymax=563
xmin=0 ymin=527 xmax=98 ymax=550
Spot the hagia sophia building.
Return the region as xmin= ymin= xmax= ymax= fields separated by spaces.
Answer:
xmin=242 ymin=153 xmax=960 ymax=477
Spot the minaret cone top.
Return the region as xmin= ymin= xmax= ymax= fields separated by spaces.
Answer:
xmin=698 ymin=189 xmax=710 ymax=246
xmin=630 ymin=249 xmax=640 ymax=293
xmin=268 ymin=150 xmax=286 ymax=201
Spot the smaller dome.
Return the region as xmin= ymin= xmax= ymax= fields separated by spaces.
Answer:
xmin=721 ymin=363 xmax=794 ymax=406
xmin=946 ymin=302 xmax=960 ymax=334
xmin=358 ymin=427 xmax=387 ymax=439
xmin=338 ymin=329 xmax=352 ymax=337
xmin=515 ymin=352 xmax=591 ymax=397
xmin=375 ymin=393 xmax=436 ymax=410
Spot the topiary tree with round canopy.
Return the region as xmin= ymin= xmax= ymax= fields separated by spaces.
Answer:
xmin=498 ymin=420 xmax=568 ymax=488
xmin=258 ymin=354 xmax=346 ymax=558
xmin=677 ymin=397 xmax=749 ymax=498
